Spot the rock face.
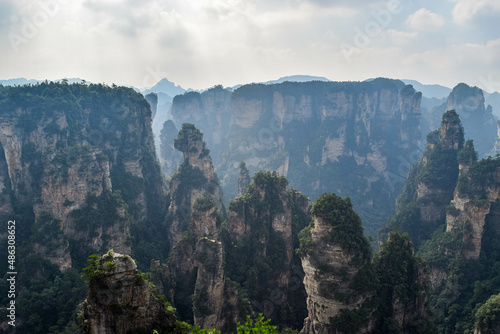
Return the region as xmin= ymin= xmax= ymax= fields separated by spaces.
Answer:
xmin=373 ymin=232 xmax=430 ymax=333
xmin=159 ymin=120 xmax=183 ymax=177
xmin=383 ymin=110 xmax=464 ymax=247
xmin=447 ymin=154 xmax=500 ymax=260
xmin=237 ymin=161 xmax=251 ymax=196
xmin=0 ymin=83 xmax=165 ymax=271
xmin=145 ymin=92 xmax=158 ymax=119
xmin=225 ymin=171 xmax=310 ymax=329
xmin=163 ymin=124 xmax=241 ymax=330
xmin=299 ymin=195 xmax=432 ymax=334
xmin=170 ymin=79 xmax=423 ymax=237
xmin=82 ymin=252 xmax=176 ymax=334
xmin=167 ymin=123 xmax=225 ymax=247
xmin=427 ymin=83 xmax=496 ymax=158
xmin=171 ymin=86 xmax=232 ymax=163
xmin=299 ymin=193 xmax=375 ymax=334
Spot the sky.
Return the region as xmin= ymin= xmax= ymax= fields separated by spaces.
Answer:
xmin=0 ymin=0 xmax=499 ymax=92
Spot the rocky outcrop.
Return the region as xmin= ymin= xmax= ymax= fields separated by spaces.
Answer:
xmin=159 ymin=120 xmax=183 ymax=177
xmin=427 ymin=83 xmax=496 ymax=157
xmin=171 ymin=86 xmax=232 ymax=163
xmin=225 ymin=171 xmax=310 ymax=330
xmin=82 ymin=252 xmax=176 ymax=334
xmin=172 ymin=79 xmax=423 ymax=237
xmin=299 ymin=193 xmax=375 ymax=334
xmin=373 ymin=232 xmax=430 ymax=333
xmin=145 ymin=92 xmax=158 ymax=119
xmin=0 ymin=83 xmax=164 ymax=271
xmin=167 ymin=123 xmax=225 ymax=246
xmin=237 ymin=161 xmax=251 ymax=196
xmin=192 ymin=238 xmax=236 ymax=331
xmin=164 ymin=124 xmax=240 ymax=330
xmin=446 ymin=153 xmax=500 ymax=260
xmin=383 ymin=110 xmax=464 ymax=247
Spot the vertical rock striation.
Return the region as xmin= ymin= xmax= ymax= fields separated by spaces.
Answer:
xmin=299 ymin=193 xmax=375 ymax=334
xmin=82 ymin=252 xmax=176 ymax=334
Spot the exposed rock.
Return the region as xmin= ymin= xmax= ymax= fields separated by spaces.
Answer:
xmin=0 ymin=83 xmax=164 ymax=272
xmin=446 ymin=155 xmax=500 ymax=260
xmin=427 ymin=83 xmax=496 ymax=158
xmin=237 ymin=161 xmax=251 ymax=196
xmin=145 ymin=92 xmax=158 ymax=119
xmin=226 ymin=171 xmax=310 ymax=329
xmin=164 ymin=124 xmax=235 ymax=328
xmin=192 ymin=238 xmax=240 ymax=332
xmin=159 ymin=120 xmax=183 ymax=177
xmin=171 ymin=79 xmax=423 ymax=237
xmin=383 ymin=110 xmax=464 ymax=247
xmin=82 ymin=252 xmax=176 ymax=334
xmin=299 ymin=193 xmax=375 ymax=334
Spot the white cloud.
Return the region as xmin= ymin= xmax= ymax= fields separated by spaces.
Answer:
xmin=387 ymin=29 xmax=418 ymax=45
xmin=452 ymin=0 xmax=500 ymax=25
xmin=406 ymin=8 xmax=445 ymax=32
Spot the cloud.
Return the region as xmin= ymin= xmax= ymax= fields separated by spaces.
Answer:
xmin=387 ymin=29 xmax=418 ymax=45
xmin=406 ymin=8 xmax=445 ymax=32
xmin=452 ymin=0 xmax=500 ymax=25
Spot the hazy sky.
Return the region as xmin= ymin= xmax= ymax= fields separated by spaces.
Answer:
xmin=1 ymin=0 xmax=499 ymax=91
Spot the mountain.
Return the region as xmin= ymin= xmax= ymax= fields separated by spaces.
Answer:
xmin=484 ymin=91 xmax=500 ymax=118
xmin=165 ymin=78 xmax=423 ymax=237
xmin=0 ymin=82 xmax=168 ymax=333
xmin=401 ymin=79 xmax=451 ymax=99
xmin=142 ymin=78 xmax=187 ymax=160
xmin=383 ymin=109 xmax=500 ymax=333
xmin=299 ymin=194 xmax=432 ymax=333
xmin=142 ymin=78 xmax=186 ymax=98
xmin=424 ymin=83 xmax=497 ymax=158
xmin=230 ymin=75 xmax=331 ymax=90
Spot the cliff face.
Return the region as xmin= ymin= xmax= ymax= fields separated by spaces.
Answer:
xmin=225 ymin=171 xmax=310 ymax=329
xmin=82 ymin=252 xmax=176 ymax=334
xmin=159 ymin=120 xmax=183 ymax=177
xmin=170 ymin=79 xmax=422 ymax=237
xmin=0 ymin=83 xmax=165 ymax=271
xmin=426 ymin=83 xmax=496 ymax=158
xmin=299 ymin=195 xmax=431 ymax=334
xmin=171 ymin=86 xmax=232 ymax=163
xmin=298 ymin=193 xmax=375 ymax=334
xmin=446 ymin=155 xmax=500 ymax=260
xmin=383 ymin=110 xmax=464 ymax=247
xmin=163 ymin=124 xmax=241 ymax=330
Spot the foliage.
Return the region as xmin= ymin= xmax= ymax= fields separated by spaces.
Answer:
xmin=373 ymin=232 xmax=431 ymax=333
xmin=174 ymin=123 xmax=204 ymax=153
xmin=223 ymin=172 xmax=309 ymax=330
xmin=237 ymin=314 xmax=278 ymax=334
xmin=475 ymin=293 xmax=500 ymax=333
xmin=457 ymin=140 xmax=478 ymax=166
xmin=310 ymin=193 xmax=371 ymax=264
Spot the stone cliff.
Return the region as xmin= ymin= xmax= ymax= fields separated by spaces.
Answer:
xmin=81 ymin=251 xmax=177 ymax=334
xmin=171 ymin=86 xmax=232 ymax=164
xmin=446 ymin=151 xmax=500 ymax=260
xmin=163 ymin=123 xmax=242 ymax=331
xmin=426 ymin=83 xmax=496 ymax=158
xmin=225 ymin=171 xmax=310 ymax=329
xmin=383 ymin=110 xmax=464 ymax=247
xmin=0 ymin=83 xmax=165 ymax=271
xmin=170 ymin=79 xmax=423 ymax=237
xmin=298 ymin=193 xmax=375 ymax=334
xmin=299 ymin=194 xmax=431 ymax=334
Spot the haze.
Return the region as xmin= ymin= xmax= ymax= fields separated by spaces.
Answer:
xmin=0 ymin=0 xmax=499 ymax=91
